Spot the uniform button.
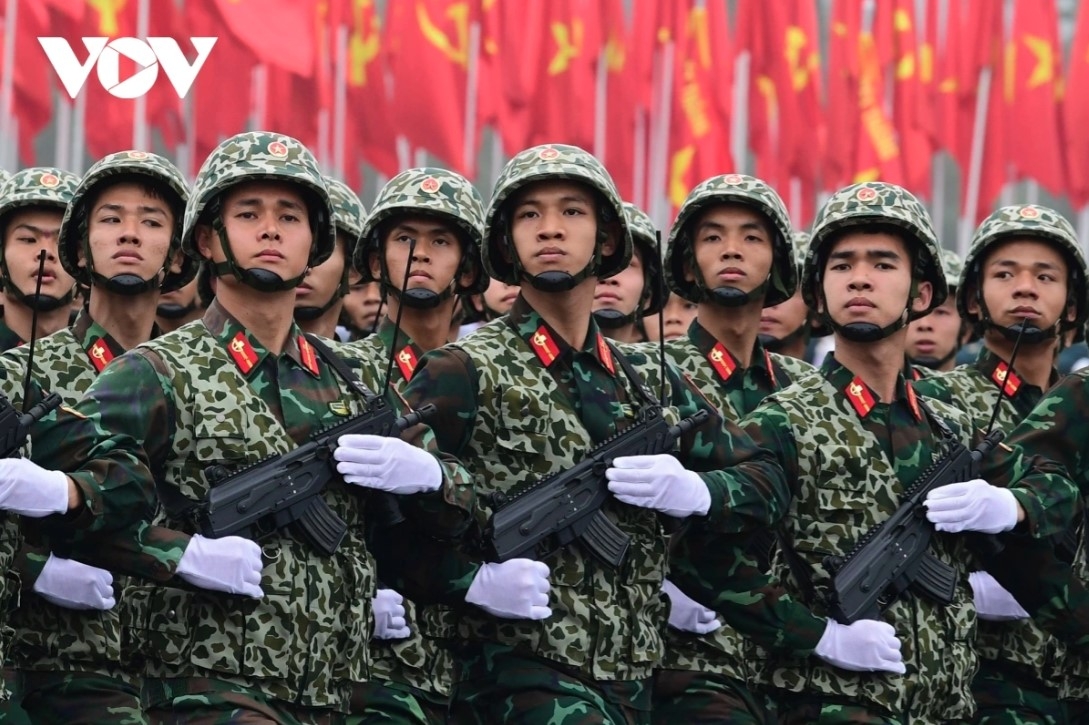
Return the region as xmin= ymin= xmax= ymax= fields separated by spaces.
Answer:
xmin=169 ymin=610 xmax=176 ymax=617
xmin=216 ymin=413 xmax=226 ymax=423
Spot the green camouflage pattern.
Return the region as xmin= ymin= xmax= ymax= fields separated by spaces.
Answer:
xmin=914 ymin=349 xmax=1063 ymax=693
xmin=971 ymin=659 xmax=1066 ymax=724
xmin=181 ymin=131 xmax=335 ymax=267
xmin=666 ymin=173 xmax=797 ymax=307
xmin=653 ymin=669 xmax=770 ymax=725
xmin=58 ymin=150 xmax=195 ymax=292
xmin=960 ymin=204 xmax=1089 ymax=330
xmin=0 ymin=170 xmax=9 ymax=188
xmin=791 ymin=231 xmax=811 ymax=272
xmin=17 ymin=670 xmax=144 ymax=725
xmin=483 ymin=144 xmax=632 ymax=285
xmin=939 ymin=248 xmax=964 ymax=291
xmin=805 ymin=182 xmax=946 ymax=319
xmin=355 ymin=167 xmax=487 ymax=295
xmin=0 ymin=168 xmax=79 ymax=267
xmin=348 ymin=680 xmax=445 ymax=724
xmin=325 ymin=177 xmax=367 ymax=244
xmin=746 ymin=358 xmax=979 ymax=722
xmin=622 ymin=202 xmax=665 ymax=317
xmin=143 ymin=676 xmax=342 ymax=724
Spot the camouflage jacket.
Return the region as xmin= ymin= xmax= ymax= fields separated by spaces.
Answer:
xmin=744 ymin=356 xmax=980 ymax=722
xmin=28 ymin=300 xmax=473 ymax=711
xmin=2 ymin=310 xmax=137 ymax=680
xmin=914 ymin=346 xmax=1064 ymax=687
xmin=626 ymin=321 xmax=818 ymax=681
xmin=399 ymin=297 xmax=792 ymax=683
xmin=343 ymin=316 xmax=455 ymax=700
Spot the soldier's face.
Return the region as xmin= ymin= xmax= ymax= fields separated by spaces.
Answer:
xmin=821 ymin=232 xmax=932 ymax=329
xmin=644 ymin=292 xmax=697 ymax=341
xmin=198 ymin=181 xmax=312 ymax=282
xmin=970 ymin=238 xmax=1073 ymax=331
xmin=158 ymin=277 xmax=199 ymax=310
xmin=760 ymin=288 xmax=809 ymax=340
xmin=2 ymin=208 xmax=75 ymax=301
xmin=341 ymin=274 xmax=382 ymax=332
xmin=508 ymin=181 xmax=616 ymax=279
xmin=906 ymin=296 xmax=963 ymax=362
xmin=481 ymin=277 xmax=519 ymax=316
xmin=85 ymin=182 xmax=176 ymax=285
xmin=593 ymin=245 xmax=645 ymax=317
xmin=297 ymin=233 xmax=347 ymax=309
xmin=375 ymin=215 xmax=466 ymax=296
xmin=685 ymin=204 xmax=774 ymax=297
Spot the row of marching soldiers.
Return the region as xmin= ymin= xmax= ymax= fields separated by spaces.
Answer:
xmin=0 ymin=133 xmax=1083 ymax=725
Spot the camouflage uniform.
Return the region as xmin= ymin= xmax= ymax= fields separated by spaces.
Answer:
xmin=396 ymin=145 xmax=818 ymax=725
xmin=1 ymin=151 xmax=196 ymax=725
xmin=598 ymin=202 xmax=664 ymax=342
xmin=909 ymin=248 xmax=966 ymax=380
xmin=345 ymin=168 xmax=488 ymax=725
xmin=738 ymin=183 xmax=1040 ymax=724
xmin=633 ymin=174 xmax=816 ymax=725
xmin=23 ymin=133 xmax=474 ymax=723
xmin=915 ymin=205 xmax=1089 ymax=724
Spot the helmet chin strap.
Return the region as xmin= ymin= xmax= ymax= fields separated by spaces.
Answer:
xmin=908 ymin=346 xmax=959 ymax=371
xmin=156 ymin=298 xmax=198 ymax=320
xmin=593 ymin=307 xmax=636 ymax=329
xmin=210 ymin=217 xmax=308 ymax=293
xmin=507 ymin=227 xmax=606 ymax=293
xmin=820 ymin=293 xmax=912 ymax=343
xmin=90 ymin=269 xmax=163 ymax=296
xmin=0 ymin=260 xmax=73 ymax=312
xmin=975 ymin=287 xmax=1062 ymax=345
xmin=758 ymin=321 xmax=809 ymax=353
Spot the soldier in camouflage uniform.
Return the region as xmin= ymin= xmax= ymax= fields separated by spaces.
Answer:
xmin=757 ymin=230 xmax=814 ymax=362
xmin=906 ymin=248 xmax=969 ymax=375
xmin=391 ymin=145 xmax=896 ymax=724
xmin=735 ymin=182 xmax=1077 ymax=724
xmin=294 ymin=177 xmax=368 ymax=340
xmin=155 ymin=277 xmax=204 ymax=334
xmin=913 ymin=204 xmax=1089 ymax=723
xmin=0 ymin=169 xmax=80 ymax=350
xmin=642 ymin=173 xmax=817 ymax=724
xmin=592 ymin=202 xmax=664 ymax=344
xmin=0 ymin=150 xmax=204 ymax=724
xmin=343 ymin=167 xmax=490 ymax=724
xmin=0 ymin=132 xmax=476 ymax=723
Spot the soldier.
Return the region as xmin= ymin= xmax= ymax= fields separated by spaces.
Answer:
xmin=643 ymin=291 xmax=699 ymax=342
xmin=738 ymin=182 xmax=1074 ymax=724
xmin=294 ymin=177 xmax=367 ymax=340
xmin=758 ymin=231 xmax=815 ymax=362
xmin=346 ymin=166 xmax=490 ymax=724
xmin=0 ymin=169 xmax=80 ymax=350
xmin=0 ymin=150 xmax=201 ymax=724
xmin=396 ymin=145 xmax=896 ymax=724
xmin=0 ymin=132 xmax=475 ymax=722
xmin=906 ymin=248 xmax=969 ymax=374
xmin=592 ymin=202 xmax=664 ymax=343
xmin=155 ymin=278 xmax=204 ymax=334
xmin=647 ymin=174 xmax=819 ymax=724
xmin=913 ymin=205 xmax=1089 ymax=723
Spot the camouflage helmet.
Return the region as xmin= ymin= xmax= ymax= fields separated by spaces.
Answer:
xmin=805 ymin=181 xmax=945 ymax=320
xmin=181 ymin=132 xmax=335 ymax=268
xmin=356 ymin=167 xmax=487 ymax=295
xmin=938 ymin=248 xmax=964 ymax=292
xmin=791 ymin=231 xmax=811 ymax=273
xmin=623 ymin=202 xmax=665 ymax=316
xmin=666 ymin=173 xmax=797 ymax=307
xmin=959 ymin=204 xmax=1089 ymax=331
xmin=58 ymin=150 xmax=195 ymax=293
xmin=0 ymin=167 xmax=80 ymax=268
xmin=0 ymin=169 xmax=9 ymax=187
xmin=483 ymin=144 xmax=631 ymax=286
xmin=326 ymin=177 xmax=367 ymax=245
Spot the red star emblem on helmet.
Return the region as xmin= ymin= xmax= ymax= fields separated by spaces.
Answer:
xmin=268 ymin=141 xmax=289 ymax=157
xmin=538 ymin=147 xmax=560 ymax=160
xmin=1019 ymin=206 xmax=1040 ymax=219
xmin=39 ymin=173 xmax=59 ymax=188
xmin=126 ymin=151 xmax=148 ymax=160
xmin=855 ymin=187 xmax=878 ymax=202
xmin=724 ymin=174 xmax=744 ymax=185
xmin=420 ymin=177 xmax=441 ymax=193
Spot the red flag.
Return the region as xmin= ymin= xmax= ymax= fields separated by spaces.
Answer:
xmin=388 ymin=0 xmax=474 ymax=175
xmin=965 ymin=16 xmax=1010 ymax=223
xmin=343 ymin=0 xmax=398 ymax=178
xmin=824 ymin=0 xmax=863 ymax=191
xmin=600 ymin=0 xmax=635 ymax=199
xmin=1007 ymin=0 xmax=1064 ymax=194
xmin=212 ymin=0 xmax=314 ymax=77
xmin=478 ymin=0 xmax=547 ymax=155
xmin=737 ymin=0 xmax=784 ymax=189
xmin=1 ymin=6 xmax=57 ymax=164
xmin=1066 ymin=1 xmax=1089 ymax=206
xmin=852 ymin=30 xmax=904 ymax=185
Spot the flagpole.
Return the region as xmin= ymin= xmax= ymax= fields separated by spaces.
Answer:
xmin=931 ymin=0 xmax=947 ymax=243
xmin=133 ymin=0 xmax=150 ymax=148
xmin=732 ymin=49 xmax=749 ymax=174
xmin=593 ymin=53 xmax=607 ymax=162
xmin=333 ymin=24 xmax=349 ymax=179
xmin=650 ymin=41 xmax=675 ymax=229
xmin=463 ymin=19 xmax=481 ymax=177
xmin=633 ymin=110 xmax=647 ymax=209
xmin=54 ymin=102 xmax=72 ymax=170
xmin=1078 ymin=206 xmax=1089 ymax=259
xmin=251 ymin=65 xmax=268 ymax=130
xmin=960 ymin=68 xmax=992 ymax=256
xmin=71 ymin=89 xmax=87 ymax=169
xmin=1025 ymin=179 xmax=1039 ymax=205
xmin=490 ymin=133 xmax=503 ymax=190
xmin=0 ymin=0 xmax=18 ymax=169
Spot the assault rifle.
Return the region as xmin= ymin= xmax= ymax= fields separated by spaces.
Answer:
xmin=200 ymin=399 xmax=435 ymax=556
xmin=486 ymin=406 xmax=710 ymax=568
xmin=822 ymin=429 xmax=1004 ymax=623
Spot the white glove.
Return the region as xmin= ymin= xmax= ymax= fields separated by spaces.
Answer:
xmin=662 ymin=578 xmax=721 ymax=634
xmin=0 ymin=459 xmax=69 ymax=517
xmin=33 ymin=554 xmax=115 ymax=611
xmin=970 ymin=571 xmax=1030 ymax=621
xmin=334 ymin=435 xmax=442 ymax=494
xmin=605 ymin=454 xmax=711 ymax=517
xmin=176 ymin=534 xmax=264 ymax=598
xmin=465 ymin=559 xmax=551 ymax=620
xmin=814 ymin=618 xmax=906 ymax=674
xmin=372 ymin=588 xmax=412 ymax=639
xmin=924 ymin=479 xmax=1020 ymax=534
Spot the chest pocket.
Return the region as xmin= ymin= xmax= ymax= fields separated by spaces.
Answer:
xmin=494 ymin=386 xmax=556 ymax=455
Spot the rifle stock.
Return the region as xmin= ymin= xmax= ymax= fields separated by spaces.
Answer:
xmin=486 ymin=407 xmax=710 ymax=568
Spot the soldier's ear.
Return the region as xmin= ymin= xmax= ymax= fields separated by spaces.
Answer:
xmin=913 ymin=280 xmax=934 ymax=313
xmin=195 ymin=225 xmax=215 ymax=261
xmin=965 ymin=283 xmax=981 ymax=317
xmin=367 ymin=249 xmax=381 ymax=281
xmin=683 ymin=259 xmax=695 ymax=283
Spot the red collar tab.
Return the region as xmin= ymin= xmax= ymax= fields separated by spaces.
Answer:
xmin=596 ymin=334 xmax=615 ymax=375
xmin=708 ymin=343 xmax=738 ymax=382
xmin=905 ymin=381 xmax=922 ymax=422
xmin=227 ymin=332 xmax=259 ymax=375
xmin=87 ymin=338 xmax=114 ymax=372
xmin=844 ymin=376 xmax=877 ymax=418
xmin=298 ymin=335 xmax=320 ymax=376
xmin=992 ymin=361 xmax=1022 ymax=398
xmin=396 ymin=345 xmax=419 ymax=381
xmin=529 ymin=325 xmax=561 ymax=367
